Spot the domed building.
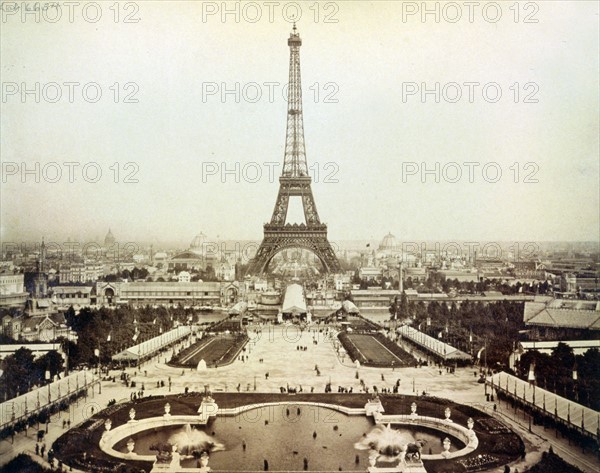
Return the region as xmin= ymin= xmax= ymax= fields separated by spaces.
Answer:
xmin=104 ymin=228 xmax=116 ymax=247
xmin=168 ymin=232 xmax=213 ymax=273
xmin=190 ymin=232 xmax=207 ymax=254
xmin=378 ymin=232 xmax=401 ymax=254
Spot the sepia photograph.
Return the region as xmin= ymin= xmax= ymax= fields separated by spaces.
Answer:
xmin=0 ymin=1 xmax=599 ymax=473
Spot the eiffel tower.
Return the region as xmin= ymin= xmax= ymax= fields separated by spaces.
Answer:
xmin=247 ymin=25 xmax=340 ymax=275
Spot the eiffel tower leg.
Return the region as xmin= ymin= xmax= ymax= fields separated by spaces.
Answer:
xmin=301 ymin=188 xmax=320 ymax=225
xmin=247 ymin=238 xmax=277 ymax=275
xmin=270 ymin=190 xmax=289 ymax=226
xmin=247 ymin=235 xmax=340 ymax=275
xmin=312 ymin=238 xmax=341 ymax=273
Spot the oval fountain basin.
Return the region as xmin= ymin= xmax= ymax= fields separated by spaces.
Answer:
xmin=113 ymin=405 xmax=464 ymax=471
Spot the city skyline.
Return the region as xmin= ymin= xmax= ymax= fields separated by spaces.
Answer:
xmin=1 ymin=1 xmax=599 ymax=244
xmin=1 ymin=5 xmax=599 ymax=472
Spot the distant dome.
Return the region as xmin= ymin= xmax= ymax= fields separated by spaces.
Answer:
xmin=104 ymin=228 xmax=116 ymax=246
xmin=190 ymin=232 xmax=207 ymax=252
xmin=379 ymin=232 xmax=400 ymax=251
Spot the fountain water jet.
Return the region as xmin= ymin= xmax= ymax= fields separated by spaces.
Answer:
xmin=168 ymin=424 xmax=225 ymax=456
xmin=355 ymin=424 xmax=427 ymax=463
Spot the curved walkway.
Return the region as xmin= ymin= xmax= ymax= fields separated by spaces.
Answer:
xmin=2 ymin=323 xmax=599 ymax=473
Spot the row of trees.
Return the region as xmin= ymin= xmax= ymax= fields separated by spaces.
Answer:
xmin=0 ymin=348 xmax=64 ymax=401
xmin=404 ymin=272 xmax=552 ymax=295
xmin=390 ymin=296 xmax=525 ymax=367
xmin=352 ymin=270 xmax=552 ymax=294
xmin=100 ymin=265 xmax=221 ymax=283
xmin=104 ymin=267 xmax=150 ymax=281
xmin=1 ymin=304 xmax=205 ymax=401
xmin=388 ymin=296 xmax=600 ymax=409
xmin=63 ymin=305 xmax=195 ymax=367
xmin=517 ymin=343 xmax=600 ymax=410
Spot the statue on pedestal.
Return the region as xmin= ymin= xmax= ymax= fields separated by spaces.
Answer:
xmin=444 ymin=407 xmax=453 ymax=422
xmin=198 ymin=451 xmax=211 ymax=472
xmin=398 ymin=444 xmax=407 ymax=466
xmin=170 ymin=445 xmax=182 ymax=469
xmin=441 ymin=437 xmax=452 ymax=459
xmin=128 ymin=408 xmax=138 ymax=423
xmin=100 ymin=419 xmax=112 ymax=445
xmin=126 ymin=438 xmax=137 ymax=457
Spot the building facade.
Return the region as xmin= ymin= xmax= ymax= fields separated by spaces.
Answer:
xmin=0 ymin=273 xmax=28 ymax=308
xmin=95 ymin=281 xmax=238 ymax=307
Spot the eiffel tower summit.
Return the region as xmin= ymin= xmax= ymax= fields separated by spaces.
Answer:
xmin=247 ymin=25 xmax=341 ymax=275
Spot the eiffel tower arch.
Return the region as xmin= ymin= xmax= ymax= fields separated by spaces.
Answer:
xmin=247 ymin=25 xmax=340 ymax=275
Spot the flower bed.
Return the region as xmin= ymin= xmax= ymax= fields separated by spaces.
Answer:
xmin=168 ymin=333 xmax=248 ymax=368
xmin=338 ymin=332 xmax=416 ymax=367
xmin=476 ymin=418 xmax=512 ymax=435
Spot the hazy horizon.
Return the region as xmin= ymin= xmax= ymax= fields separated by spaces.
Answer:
xmin=2 ymin=1 xmax=599 ymax=244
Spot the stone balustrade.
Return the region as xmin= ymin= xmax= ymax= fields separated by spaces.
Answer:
xmin=373 ymin=413 xmax=478 ymax=460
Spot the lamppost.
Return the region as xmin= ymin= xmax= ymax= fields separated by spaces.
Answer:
xmin=63 ymin=337 xmax=70 ymax=376
xmin=484 ymin=337 xmax=488 ymax=374
xmin=46 ymin=369 xmax=51 ymax=404
xmin=94 ymin=347 xmax=102 ymax=394
xmin=36 ymin=392 xmax=41 ymax=430
xmin=468 ymin=329 xmax=473 ymax=357
xmin=572 ymin=365 xmax=578 ymax=402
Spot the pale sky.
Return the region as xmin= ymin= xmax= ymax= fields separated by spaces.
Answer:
xmin=1 ymin=1 xmax=599 ymax=245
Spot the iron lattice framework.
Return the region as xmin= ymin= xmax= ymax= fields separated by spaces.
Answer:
xmin=247 ymin=26 xmax=341 ymax=275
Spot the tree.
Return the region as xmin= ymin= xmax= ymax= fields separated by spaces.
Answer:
xmin=579 ymin=348 xmax=600 ymax=379
xmin=551 ymin=342 xmax=575 ymax=375
xmin=64 ymin=306 xmax=76 ymax=327
xmin=1 ymin=348 xmax=38 ymax=399
xmin=517 ymin=350 xmax=551 ymax=380
xmin=37 ymin=351 xmax=64 ymax=380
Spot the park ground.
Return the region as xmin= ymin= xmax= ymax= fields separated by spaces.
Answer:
xmin=1 ymin=322 xmax=598 ymax=473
